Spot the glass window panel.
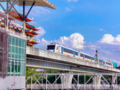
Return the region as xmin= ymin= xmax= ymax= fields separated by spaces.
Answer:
xmin=19 ymin=48 xmax=21 ymax=59
xmin=12 ymin=46 xmax=14 ymax=53
xmin=22 ymin=48 xmax=25 ymax=55
xmin=15 ymin=62 xmax=17 ymax=72
xmin=21 ymin=40 xmax=23 ymax=47
xmin=19 ymin=39 xmax=21 ymax=47
xmin=9 ymin=54 xmax=11 ymax=58
xmin=12 ymin=54 xmax=14 ymax=58
xmin=9 ymin=46 xmax=11 ymax=53
xmin=18 ymin=62 xmax=20 ymax=73
xmin=16 ymin=47 xmax=19 ymax=59
xmin=21 ymin=63 xmax=25 ymax=76
xmin=15 ymin=47 xmax=17 ymax=58
xmin=16 ymin=38 xmax=19 ymax=46
xmin=11 ymin=58 xmax=14 ymax=61
xmin=23 ymin=40 xmax=26 ymax=48
xmin=9 ymin=36 xmax=12 ymax=45
xmin=8 ymin=61 xmax=11 ymax=73
xmin=11 ymin=46 xmax=14 ymax=58
xmin=11 ymin=61 xmax=14 ymax=72
xmin=12 ymin=37 xmax=15 ymax=45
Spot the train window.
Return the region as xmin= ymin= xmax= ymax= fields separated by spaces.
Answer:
xmin=99 ymin=60 xmax=104 ymax=63
xmin=80 ymin=54 xmax=84 ymax=57
xmin=85 ymin=55 xmax=92 ymax=60
xmin=75 ymin=52 xmax=78 ymax=56
xmin=47 ymin=45 xmax=55 ymax=50
xmin=63 ymin=48 xmax=74 ymax=54
xmin=106 ymin=62 xmax=112 ymax=65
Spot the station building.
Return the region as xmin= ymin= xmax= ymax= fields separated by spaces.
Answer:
xmin=0 ymin=11 xmax=40 ymax=90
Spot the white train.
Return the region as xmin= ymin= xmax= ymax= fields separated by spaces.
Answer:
xmin=47 ymin=43 xmax=115 ymax=68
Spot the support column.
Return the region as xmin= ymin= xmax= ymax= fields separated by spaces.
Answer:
xmin=92 ymin=74 xmax=102 ymax=89
xmin=60 ymin=71 xmax=73 ymax=89
xmin=109 ymin=75 xmax=117 ymax=85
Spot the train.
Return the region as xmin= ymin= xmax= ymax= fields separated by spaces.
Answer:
xmin=46 ymin=43 xmax=117 ymax=68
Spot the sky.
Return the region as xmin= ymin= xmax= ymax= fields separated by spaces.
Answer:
xmin=1 ymin=0 xmax=120 ymax=64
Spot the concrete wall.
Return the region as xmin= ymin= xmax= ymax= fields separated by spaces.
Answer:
xmin=0 ymin=76 xmax=25 ymax=90
xmin=27 ymin=58 xmax=111 ymax=73
xmin=26 ymin=47 xmax=120 ymax=73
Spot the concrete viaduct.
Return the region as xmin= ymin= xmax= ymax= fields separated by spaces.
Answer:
xmin=26 ymin=46 xmax=120 ymax=73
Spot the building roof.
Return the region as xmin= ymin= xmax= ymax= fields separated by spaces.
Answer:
xmin=13 ymin=0 xmax=56 ymax=9
xmin=9 ymin=11 xmax=33 ymax=22
xmin=25 ymin=29 xmax=40 ymax=35
xmin=0 ymin=0 xmax=56 ymax=9
xmin=0 ymin=11 xmax=14 ymax=21
xmin=26 ymin=23 xmax=40 ymax=31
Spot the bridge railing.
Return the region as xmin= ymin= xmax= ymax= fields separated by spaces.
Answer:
xmin=26 ymin=73 xmax=120 ymax=90
xmin=26 ymin=84 xmax=120 ymax=89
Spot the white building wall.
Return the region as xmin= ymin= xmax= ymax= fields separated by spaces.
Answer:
xmin=0 ymin=76 xmax=25 ymax=90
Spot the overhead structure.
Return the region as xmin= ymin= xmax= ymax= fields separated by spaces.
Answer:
xmin=12 ymin=0 xmax=56 ymax=9
xmin=0 ymin=0 xmax=56 ymax=9
xmin=0 ymin=0 xmax=56 ymax=29
xmin=0 ymin=0 xmax=56 ymax=47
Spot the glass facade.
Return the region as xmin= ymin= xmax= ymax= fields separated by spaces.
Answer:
xmin=8 ymin=36 xmax=26 ymax=76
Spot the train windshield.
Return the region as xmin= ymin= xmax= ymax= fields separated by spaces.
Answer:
xmin=106 ymin=62 xmax=112 ymax=65
xmin=47 ymin=45 xmax=55 ymax=50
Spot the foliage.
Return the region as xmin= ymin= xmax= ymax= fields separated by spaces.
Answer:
xmin=26 ymin=68 xmax=92 ymax=84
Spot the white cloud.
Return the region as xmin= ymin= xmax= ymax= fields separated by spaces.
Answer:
xmin=34 ymin=27 xmax=46 ymax=40
xmin=100 ymin=34 xmax=120 ymax=45
xmin=59 ymin=33 xmax=85 ymax=49
xmin=67 ymin=0 xmax=78 ymax=2
xmin=100 ymin=34 xmax=115 ymax=44
xmin=116 ymin=35 xmax=120 ymax=42
xmin=38 ymin=33 xmax=85 ymax=49
xmin=65 ymin=7 xmax=71 ymax=11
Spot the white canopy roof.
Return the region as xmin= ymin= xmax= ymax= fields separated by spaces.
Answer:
xmin=0 ymin=0 xmax=56 ymax=9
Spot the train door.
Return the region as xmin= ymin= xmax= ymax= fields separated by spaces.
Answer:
xmin=61 ymin=47 xmax=63 ymax=54
xmin=73 ymin=52 xmax=75 ymax=57
xmin=58 ymin=46 xmax=61 ymax=54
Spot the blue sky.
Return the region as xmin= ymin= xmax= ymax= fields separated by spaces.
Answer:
xmin=1 ymin=0 xmax=120 ymax=64
xmin=29 ymin=0 xmax=120 ymax=64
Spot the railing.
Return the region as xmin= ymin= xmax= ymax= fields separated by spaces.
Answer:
xmin=11 ymin=21 xmax=23 ymax=28
xmin=26 ymin=84 xmax=120 ymax=89
xmin=26 ymin=73 xmax=120 ymax=90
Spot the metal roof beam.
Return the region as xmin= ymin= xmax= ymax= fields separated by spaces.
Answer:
xmin=25 ymin=0 xmax=35 ymax=20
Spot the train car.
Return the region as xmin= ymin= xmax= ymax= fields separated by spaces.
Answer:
xmin=47 ymin=43 xmax=80 ymax=58
xmin=80 ymin=52 xmax=95 ymax=62
xmin=47 ymin=43 xmax=114 ymax=68
xmin=112 ymin=62 xmax=117 ymax=68
xmin=105 ymin=60 xmax=113 ymax=68
xmin=97 ymin=58 xmax=105 ymax=65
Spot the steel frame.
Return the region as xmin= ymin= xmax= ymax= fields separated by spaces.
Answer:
xmin=0 ymin=26 xmax=9 ymax=78
xmin=26 ymin=73 xmax=120 ymax=90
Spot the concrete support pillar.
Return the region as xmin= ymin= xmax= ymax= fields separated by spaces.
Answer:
xmin=109 ymin=75 xmax=117 ymax=84
xmin=92 ymin=75 xmax=102 ymax=85
xmin=60 ymin=74 xmax=73 ymax=84
xmin=60 ymin=71 xmax=73 ymax=89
